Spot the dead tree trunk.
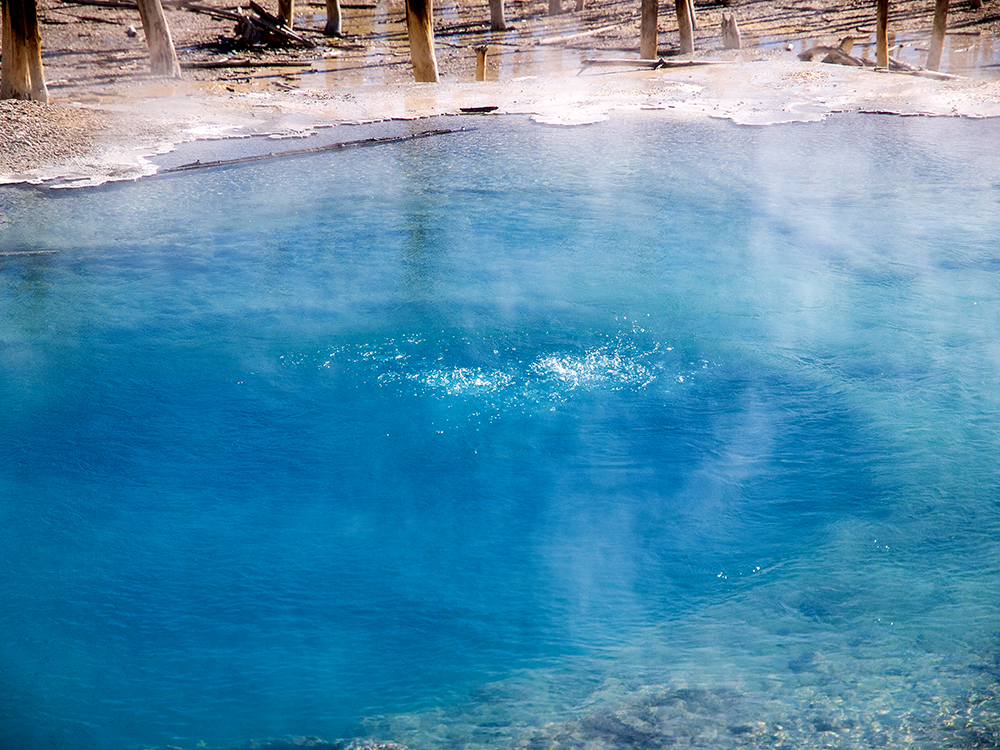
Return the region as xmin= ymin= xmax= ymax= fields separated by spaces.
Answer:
xmin=278 ymin=0 xmax=293 ymax=25
xmin=549 ymin=0 xmax=561 ymax=15
xmin=875 ymin=0 xmax=888 ymax=67
xmin=405 ymin=0 xmax=438 ymax=82
xmin=926 ymin=0 xmax=949 ymax=71
xmin=324 ymin=0 xmax=341 ymax=34
xmin=675 ymin=0 xmax=693 ymax=54
xmin=489 ymin=0 xmax=506 ymax=31
xmin=1 ymin=0 xmax=48 ymax=102
xmin=639 ymin=0 xmax=657 ymax=58
xmin=135 ymin=0 xmax=181 ymax=76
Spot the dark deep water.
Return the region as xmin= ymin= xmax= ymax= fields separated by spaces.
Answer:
xmin=2 ymin=113 xmax=1000 ymax=750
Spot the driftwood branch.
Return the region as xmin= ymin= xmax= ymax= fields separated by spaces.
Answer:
xmin=162 ymin=128 xmax=469 ymax=173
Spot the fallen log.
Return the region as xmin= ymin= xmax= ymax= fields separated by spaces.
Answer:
xmin=798 ymin=45 xmax=959 ymax=79
xmin=798 ymin=45 xmax=869 ymax=65
xmin=887 ymin=54 xmax=957 ymax=78
xmin=161 ymin=128 xmax=469 ymax=173
xmin=535 ymin=23 xmax=620 ymax=46
xmin=59 ymin=0 xmax=139 ymax=8
xmin=430 ymin=20 xmax=490 ymax=34
xmin=306 ymin=1 xmax=376 ymax=7
xmin=182 ymin=2 xmax=244 ymax=20
xmin=54 ymin=12 xmax=127 ymax=23
xmin=58 ymin=0 xmax=201 ymax=10
xmin=580 ymin=57 xmax=729 ymax=68
xmin=179 ymin=58 xmax=312 ymax=68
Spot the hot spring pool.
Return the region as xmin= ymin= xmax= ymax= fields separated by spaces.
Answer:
xmin=2 ymin=113 xmax=1000 ymax=750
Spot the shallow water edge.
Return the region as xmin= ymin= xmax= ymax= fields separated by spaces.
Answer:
xmin=5 ymin=58 xmax=1000 ymax=189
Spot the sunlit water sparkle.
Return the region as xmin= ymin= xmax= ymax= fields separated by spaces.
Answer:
xmin=2 ymin=113 xmax=1000 ymax=750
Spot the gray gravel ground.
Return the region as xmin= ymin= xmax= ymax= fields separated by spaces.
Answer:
xmin=0 ymin=98 xmax=170 ymax=180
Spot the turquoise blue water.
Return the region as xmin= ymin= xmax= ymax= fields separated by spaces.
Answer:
xmin=2 ymin=114 xmax=1000 ymax=750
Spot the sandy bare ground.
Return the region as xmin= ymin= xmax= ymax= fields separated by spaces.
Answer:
xmin=2 ymin=0 xmax=1000 ymax=185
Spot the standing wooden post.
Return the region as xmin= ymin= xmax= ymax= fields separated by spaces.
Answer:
xmin=135 ymin=0 xmax=181 ymax=77
xmin=474 ymin=44 xmax=487 ymax=80
xmin=406 ymin=0 xmax=439 ymax=82
xmin=640 ymin=0 xmax=658 ymax=59
xmin=721 ymin=12 xmax=740 ymax=49
xmin=489 ymin=0 xmax=506 ymax=30
xmin=875 ymin=0 xmax=888 ymax=67
xmin=1 ymin=0 xmax=49 ymax=102
xmin=675 ymin=0 xmax=693 ymax=54
xmin=278 ymin=0 xmax=294 ymax=25
xmin=926 ymin=0 xmax=949 ymax=71
xmin=324 ymin=0 xmax=342 ymax=35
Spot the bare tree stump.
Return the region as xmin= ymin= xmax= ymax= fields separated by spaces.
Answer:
xmin=489 ymin=0 xmax=506 ymax=31
xmin=474 ymin=44 xmax=487 ymax=80
xmin=721 ymin=12 xmax=740 ymax=49
xmin=1 ymin=0 xmax=49 ymax=101
xmin=640 ymin=0 xmax=657 ymax=59
xmin=135 ymin=0 xmax=181 ymax=77
xmin=324 ymin=0 xmax=341 ymax=34
xmin=926 ymin=0 xmax=949 ymax=71
xmin=549 ymin=0 xmax=561 ymax=15
xmin=575 ymin=0 xmax=585 ymax=9
xmin=406 ymin=0 xmax=438 ymax=82
xmin=278 ymin=0 xmax=293 ymax=25
xmin=875 ymin=0 xmax=888 ymax=67
xmin=675 ymin=0 xmax=693 ymax=54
